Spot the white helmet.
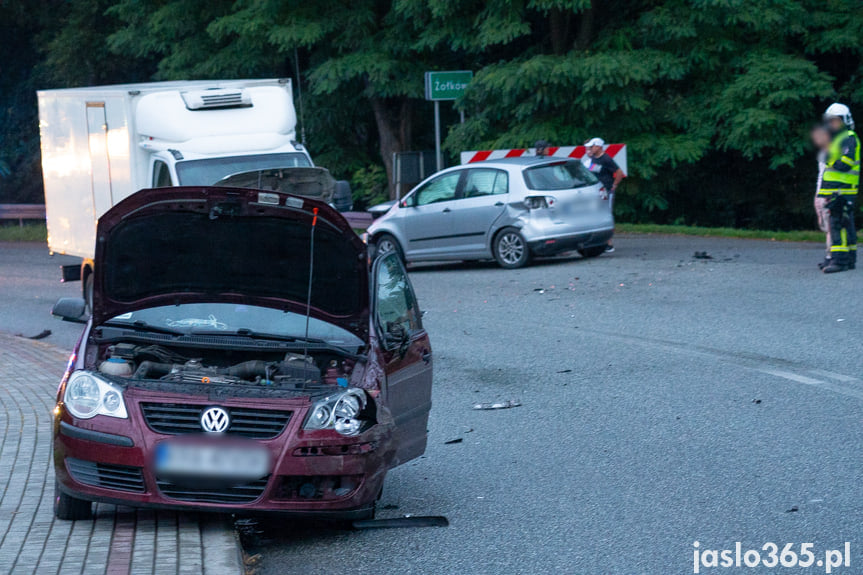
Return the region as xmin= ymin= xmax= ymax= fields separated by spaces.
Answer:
xmin=824 ymin=103 xmax=854 ymax=129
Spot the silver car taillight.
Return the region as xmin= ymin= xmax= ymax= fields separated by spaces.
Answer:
xmin=524 ymin=196 xmax=557 ymax=209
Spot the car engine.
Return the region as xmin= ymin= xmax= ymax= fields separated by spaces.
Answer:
xmin=95 ymin=343 xmax=354 ymax=388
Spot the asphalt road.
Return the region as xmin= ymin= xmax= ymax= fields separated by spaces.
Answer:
xmin=0 ymin=242 xmax=83 ymax=350
xmin=2 ymin=236 xmax=862 ymax=574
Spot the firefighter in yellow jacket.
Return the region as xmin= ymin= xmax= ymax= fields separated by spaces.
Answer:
xmin=819 ymin=103 xmax=860 ymax=274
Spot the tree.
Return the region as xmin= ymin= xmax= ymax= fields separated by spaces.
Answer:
xmin=9 ymin=0 xmax=863 ymax=227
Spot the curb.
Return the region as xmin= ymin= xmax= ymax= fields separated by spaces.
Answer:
xmin=201 ymin=516 xmax=245 ymax=575
xmin=0 ymin=331 xmax=245 ymax=575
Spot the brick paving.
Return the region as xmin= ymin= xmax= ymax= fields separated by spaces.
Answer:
xmin=0 ymin=334 xmax=242 ymax=575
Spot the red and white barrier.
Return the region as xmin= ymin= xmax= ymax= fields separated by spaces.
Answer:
xmin=460 ymin=144 xmax=627 ymax=176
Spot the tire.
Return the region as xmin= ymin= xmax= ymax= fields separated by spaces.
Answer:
xmin=54 ymin=481 xmax=92 ymax=520
xmin=578 ymin=246 xmax=606 ymax=259
xmin=374 ymin=233 xmax=404 ymax=263
xmin=493 ymin=228 xmax=531 ymax=269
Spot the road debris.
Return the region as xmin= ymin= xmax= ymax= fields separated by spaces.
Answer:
xmin=752 ymin=399 xmax=762 ymax=404
xmin=444 ymin=438 xmax=463 ymax=445
xmin=352 ymin=516 xmax=449 ymax=530
xmin=557 ymin=369 xmax=572 ymax=373
xmin=693 ymin=251 xmax=713 ymax=259
xmin=786 ymin=506 xmax=799 ymax=513
xmin=15 ymin=329 xmax=51 ymax=340
xmin=472 ymin=400 xmax=521 ymax=410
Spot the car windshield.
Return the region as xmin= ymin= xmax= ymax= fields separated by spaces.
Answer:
xmin=105 ymin=303 xmax=364 ymax=348
xmin=175 ymin=153 xmax=312 ymax=185
xmin=522 ymin=161 xmax=598 ymax=191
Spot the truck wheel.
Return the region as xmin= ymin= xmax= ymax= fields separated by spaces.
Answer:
xmin=54 ymin=481 xmax=92 ymax=520
xmin=375 ymin=234 xmax=404 ymax=263
xmin=578 ymin=246 xmax=606 ymax=259
xmin=493 ymin=228 xmax=530 ymax=269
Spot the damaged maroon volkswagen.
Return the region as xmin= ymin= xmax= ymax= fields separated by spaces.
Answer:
xmin=51 ymin=187 xmax=432 ymax=521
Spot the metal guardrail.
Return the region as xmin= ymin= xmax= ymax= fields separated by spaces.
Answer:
xmin=0 ymin=204 xmax=46 ymax=227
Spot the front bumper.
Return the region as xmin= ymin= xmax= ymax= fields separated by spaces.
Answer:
xmin=53 ymin=390 xmax=394 ymax=519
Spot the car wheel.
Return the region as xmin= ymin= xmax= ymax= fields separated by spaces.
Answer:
xmin=578 ymin=246 xmax=606 ymax=259
xmin=375 ymin=233 xmax=404 ymax=262
xmin=54 ymin=481 xmax=92 ymax=520
xmin=493 ymin=228 xmax=530 ymax=269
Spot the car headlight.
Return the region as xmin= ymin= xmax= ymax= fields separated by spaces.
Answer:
xmin=63 ymin=371 xmax=128 ymax=420
xmin=304 ymin=389 xmax=370 ymax=436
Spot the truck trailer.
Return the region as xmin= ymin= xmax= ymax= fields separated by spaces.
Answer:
xmin=38 ymin=78 xmax=317 ymax=299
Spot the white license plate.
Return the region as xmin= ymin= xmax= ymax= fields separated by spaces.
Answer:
xmin=155 ymin=441 xmax=270 ymax=481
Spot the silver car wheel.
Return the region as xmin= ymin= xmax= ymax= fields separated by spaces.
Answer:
xmin=377 ymin=238 xmax=396 ymax=256
xmin=498 ymin=232 xmax=525 ymax=265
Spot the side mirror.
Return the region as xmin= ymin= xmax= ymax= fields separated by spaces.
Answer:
xmin=400 ymin=196 xmax=414 ymax=208
xmin=334 ymin=180 xmax=354 ymax=212
xmin=52 ymin=297 xmax=88 ymax=324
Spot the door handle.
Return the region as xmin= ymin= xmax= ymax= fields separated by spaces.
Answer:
xmin=442 ymin=207 xmax=451 ymax=213
xmin=422 ymin=351 xmax=432 ymax=364
xmin=494 ymin=201 xmax=504 ymax=206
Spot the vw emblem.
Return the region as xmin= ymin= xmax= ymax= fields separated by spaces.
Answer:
xmin=200 ymin=407 xmax=230 ymax=433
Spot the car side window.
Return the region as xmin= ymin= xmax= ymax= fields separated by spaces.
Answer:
xmin=463 ymin=169 xmax=508 ymax=198
xmin=414 ymin=172 xmax=461 ymax=206
xmin=153 ymin=160 xmax=173 ymax=187
xmin=376 ymin=254 xmax=421 ymax=335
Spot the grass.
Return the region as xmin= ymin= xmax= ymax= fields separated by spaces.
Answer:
xmin=0 ymin=223 xmax=48 ymax=242
xmin=616 ymin=223 xmax=823 ymax=243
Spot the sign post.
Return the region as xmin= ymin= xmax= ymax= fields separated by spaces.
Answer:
xmin=424 ymin=70 xmax=473 ymax=172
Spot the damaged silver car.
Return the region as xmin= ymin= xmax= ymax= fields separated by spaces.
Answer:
xmin=367 ymin=157 xmax=614 ymax=269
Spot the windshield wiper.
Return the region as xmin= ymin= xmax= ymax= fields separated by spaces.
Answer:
xmin=190 ymin=328 xmax=365 ymax=359
xmin=101 ymin=320 xmax=185 ymax=337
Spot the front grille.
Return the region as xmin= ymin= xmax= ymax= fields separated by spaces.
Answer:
xmin=156 ymin=477 xmax=269 ymax=504
xmin=141 ymin=403 xmax=292 ymax=439
xmin=66 ymin=458 xmax=145 ymax=493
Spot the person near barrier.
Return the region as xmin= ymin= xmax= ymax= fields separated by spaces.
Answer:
xmin=583 ymin=137 xmax=624 ymax=253
xmin=818 ymin=103 xmax=860 ymax=274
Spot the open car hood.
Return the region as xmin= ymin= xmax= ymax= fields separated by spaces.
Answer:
xmin=91 ymin=187 xmax=369 ymax=340
xmin=214 ymin=167 xmax=336 ymax=204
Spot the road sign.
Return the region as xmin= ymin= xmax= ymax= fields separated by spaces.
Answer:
xmin=425 ymin=71 xmax=473 ymax=101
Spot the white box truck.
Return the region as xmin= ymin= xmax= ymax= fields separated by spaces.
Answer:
xmin=38 ymin=78 xmax=321 ymax=296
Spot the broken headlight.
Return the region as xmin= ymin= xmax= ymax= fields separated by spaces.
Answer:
xmin=63 ymin=371 xmax=128 ymax=420
xmin=304 ymin=389 xmax=370 ymax=436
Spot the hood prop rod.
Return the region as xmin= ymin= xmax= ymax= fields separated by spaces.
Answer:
xmin=301 ymin=207 xmax=319 ymax=381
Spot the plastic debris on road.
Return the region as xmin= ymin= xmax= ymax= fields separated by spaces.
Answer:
xmin=352 ymin=516 xmax=449 ymax=530
xmin=472 ymin=400 xmax=521 ymax=410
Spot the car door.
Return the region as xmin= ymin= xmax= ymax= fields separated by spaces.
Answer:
xmin=449 ymin=168 xmax=509 ymax=256
xmin=401 ymin=170 xmax=464 ymax=259
xmin=373 ymin=253 xmax=432 ymax=467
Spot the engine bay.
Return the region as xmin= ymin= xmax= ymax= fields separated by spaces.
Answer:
xmin=94 ymin=342 xmax=359 ymax=390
